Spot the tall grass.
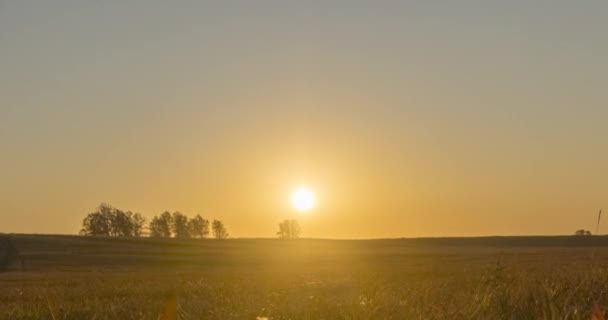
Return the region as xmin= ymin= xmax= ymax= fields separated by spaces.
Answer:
xmin=3 ymin=235 xmax=608 ymax=319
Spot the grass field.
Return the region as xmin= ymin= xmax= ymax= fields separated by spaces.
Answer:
xmin=3 ymin=234 xmax=608 ymax=319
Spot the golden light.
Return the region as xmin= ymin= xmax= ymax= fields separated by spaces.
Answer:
xmin=291 ymin=188 xmax=315 ymax=212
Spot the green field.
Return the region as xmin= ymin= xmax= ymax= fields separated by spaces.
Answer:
xmin=3 ymin=235 xmax=608 ymax=319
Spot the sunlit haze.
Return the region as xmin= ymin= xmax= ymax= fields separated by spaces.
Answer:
xmin=1 ymin=1 xmax=608 ymax=238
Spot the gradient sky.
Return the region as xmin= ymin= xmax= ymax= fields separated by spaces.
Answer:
xmin=2 ymin=1 xmax=608 ymax=238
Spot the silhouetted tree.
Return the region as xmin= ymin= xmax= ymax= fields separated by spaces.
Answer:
xmin=80 ymin=204 xmax=114 ymax=236
xmin=187 ymin=214 xmax=209 ymax=238
xmin=575 ymin=229 xmax=592 ymax=236
xmin=149 ymin=211 xmax=173 ymax=238
xmin=149 ymin=212 xmax=212 ymax=238
xmin=80 ymin=204 xmax=145 ymax=237
xmin=82 ymin=205 xmax=227 ymax=239
xmin=110 ymin=209 xmax=131 ymax=236
xmin=131 ymin=212 xmax=146 ymax=237
xmin=212 ymin=220 xmax=229 ymax=239
xmin=277 ymin=219 xmax=301 ymax=239
xmin=172 ymin=212 xmax=190 ymax=239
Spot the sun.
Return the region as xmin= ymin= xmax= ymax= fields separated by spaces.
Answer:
xmin=291 ymin=188 xmax=316 ymax=212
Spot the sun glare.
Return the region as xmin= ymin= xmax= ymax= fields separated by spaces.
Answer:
xmin=291 ymin=188 xmax=315 ymax=212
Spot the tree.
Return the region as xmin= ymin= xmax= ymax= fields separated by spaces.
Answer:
xmin=80 ymin=211 xmax=111 ymax=236
xmin=575 ymin=229 xmax=592 ymax=236
xmin=172 ymin=212 xmax=190 ymax=239
xmin=212 ymin=220 xmax=229 ymax=239
xmin=131 ymin=212 xmax=146 ymax=237
xmin=149 ymin=211 xmax=173 ymax=238
xmin=80 ymin=204 xmax=146 ymax=237
xmin=277 ymin=219 xmax=301 ymax=239
xmin=148 ymin=212 xmax=211 ymax=239
xmin=110 ymin=209 xmax=131 ymax=237
xmin=80 ymin=204 xmax=143 ymax=237
xmin=188 ymin=215 xmax=209 ymax=238
xmin=80 ymin=204 xmax=114 ymax=236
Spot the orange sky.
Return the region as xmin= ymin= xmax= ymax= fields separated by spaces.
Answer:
xmin=1 ymin=1 xmax=608 ymax=238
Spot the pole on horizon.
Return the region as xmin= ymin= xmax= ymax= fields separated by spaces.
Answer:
xmin=597 ymin=209 xmax=602 ymax=235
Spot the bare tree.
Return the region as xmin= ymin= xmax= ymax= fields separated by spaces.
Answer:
xmin=212 ymin=220 xmax=229 ymax=239
xmin=188 ymin=215 xmax=210 ymax=238
xmin=277 ymin=219 xmax=301 ymax=239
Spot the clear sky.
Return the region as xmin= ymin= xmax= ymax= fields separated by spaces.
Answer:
xmin=1 ymin=1 xmax=608 ymax=238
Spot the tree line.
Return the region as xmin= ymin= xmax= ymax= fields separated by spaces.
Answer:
xmin=81 ymin=204 xmax=302 ymax=239
xmin=80 ymin=204 xmax=229 ymax=239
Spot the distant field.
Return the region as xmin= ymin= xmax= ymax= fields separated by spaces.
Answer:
xmin=3 ymin=234 xmax=608 ymax=319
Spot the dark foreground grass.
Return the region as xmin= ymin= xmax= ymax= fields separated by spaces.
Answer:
xmin=3 ymin=235 xmax=608 ymax=319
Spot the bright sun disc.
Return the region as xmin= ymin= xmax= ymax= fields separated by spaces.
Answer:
xmin=291 ymin=188 xmax=315 ymax=212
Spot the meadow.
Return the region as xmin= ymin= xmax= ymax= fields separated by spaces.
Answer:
xmin=3 ymin=235 xmax=608 ymax=319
